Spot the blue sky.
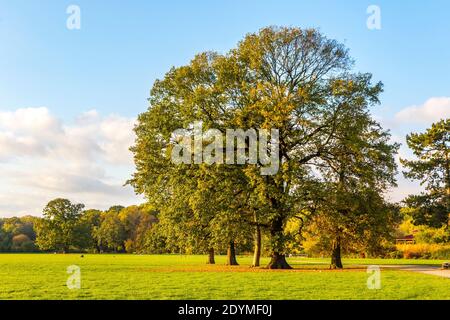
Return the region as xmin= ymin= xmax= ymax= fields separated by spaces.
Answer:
xmin=0 ymin=0 xmax=449 ymax=216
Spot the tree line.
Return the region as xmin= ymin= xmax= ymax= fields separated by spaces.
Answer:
xmin=0 ymin=202 xmax=158 ymax=254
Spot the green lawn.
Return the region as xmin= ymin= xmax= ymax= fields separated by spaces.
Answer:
xmin=0 ymin=254 xmax=448 ymax=300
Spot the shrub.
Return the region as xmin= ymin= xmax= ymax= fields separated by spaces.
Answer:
xmin=396 ymin=243 xmax=450 ymax=259
xmin=414 ymin=225 xmax=450 ymax=244
xmin=124 ymin=239 xmax=134 ymax=253
xmin=11 ymin=234 xmax=37 ymax=252
xmin=386 ymin=250 xmax=403 ymax=259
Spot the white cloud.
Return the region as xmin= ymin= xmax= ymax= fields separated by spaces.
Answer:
xmin=385 ymin=175 xmax=424 ymax=203
xmin=0 ymin=107 xmax=62 ymax=160
xmin=2 ymin=97 xmax=444 ymax=216
xmin=0 ymin=107 xmax=142 ymax=217
xmin=378 ymin=96 xmax=449 ymax=203
xmin=395 ymin=97 xmax=450 ymax=124
xmin=385 ymin=140 xmax=424 ymax=203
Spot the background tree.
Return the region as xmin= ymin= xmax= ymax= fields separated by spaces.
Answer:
xmin=0 ymin=216 xmax=40 ymax=252
xmin=397 ymin=207 xmax=449 ymax=244
xmin=1 ymin=216 xmax=37 ymax=241
xmin=118 ymin=204 xmax=158 ymax=253
xmin=35 ymin=199 xmax=85 ymax=253
xmin=401 ymin=119 xmax=450 ymax=228
xmin=79 ymin=209 xmax=103 ymax=252
xmin=311 ymin=99 xmax=398 ymax=268
xmin=303 ymin=187 xmax=399 ymax=268
xmin=94 ymin=210 xmax=126 ymax=252
xmin=11 ymin=234 xmax=36 ymax=252
xmin=0 ymin=221 xmax=12 ymax=251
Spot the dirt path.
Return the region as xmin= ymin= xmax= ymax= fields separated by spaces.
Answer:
xmin=380 ymin=265 xmax=450 ymax=278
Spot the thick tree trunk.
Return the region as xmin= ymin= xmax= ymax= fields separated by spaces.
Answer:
xmin=252 ymin=224 xmax=261 ymax=267
xmin=330 ymin=234 xmax=343 ymax=269
xmin=226 ymin=241 xmax=239 ymax=265
xmin=207 ymin=247 xmax=215 ymax=264
xmin=266 ymin=215 xmax=292 ymax=269
xmin=267 ymin=252 xmax=292 ymax=269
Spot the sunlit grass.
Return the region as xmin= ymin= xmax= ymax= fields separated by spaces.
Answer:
xmin=0 ymin=254 xmax=448 ymax=300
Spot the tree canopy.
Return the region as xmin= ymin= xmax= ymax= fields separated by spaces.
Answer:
xmin=35 ymin=198 xmax=85 ymax=253
xmin=129 ymin=26 xmax=398 ymax=268
xmin=401 ymin=119 xmax=450 ymax=228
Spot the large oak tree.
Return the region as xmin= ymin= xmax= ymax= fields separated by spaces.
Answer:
xmin=129 ymin=27 xmax=395 ymax=268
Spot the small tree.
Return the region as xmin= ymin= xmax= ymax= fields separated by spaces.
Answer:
xmin=78 ymin=209 xmax=103 ymax=252
xmin=401 ymin=119 xmax=450 ymax=228
xmin=35 ymin=199 xmax=85 ymax=253
xmin=12 ymin=234 xmax=36 ymax=252
xmin=94 ymin=211 xmax=126 ymax=252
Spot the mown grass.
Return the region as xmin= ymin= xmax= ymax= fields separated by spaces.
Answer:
xmin=0 ymin=254 xmax=448 ymax=300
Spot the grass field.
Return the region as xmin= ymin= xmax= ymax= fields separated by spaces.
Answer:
xmin=0 ymin=254 xmax=448 ymax=300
